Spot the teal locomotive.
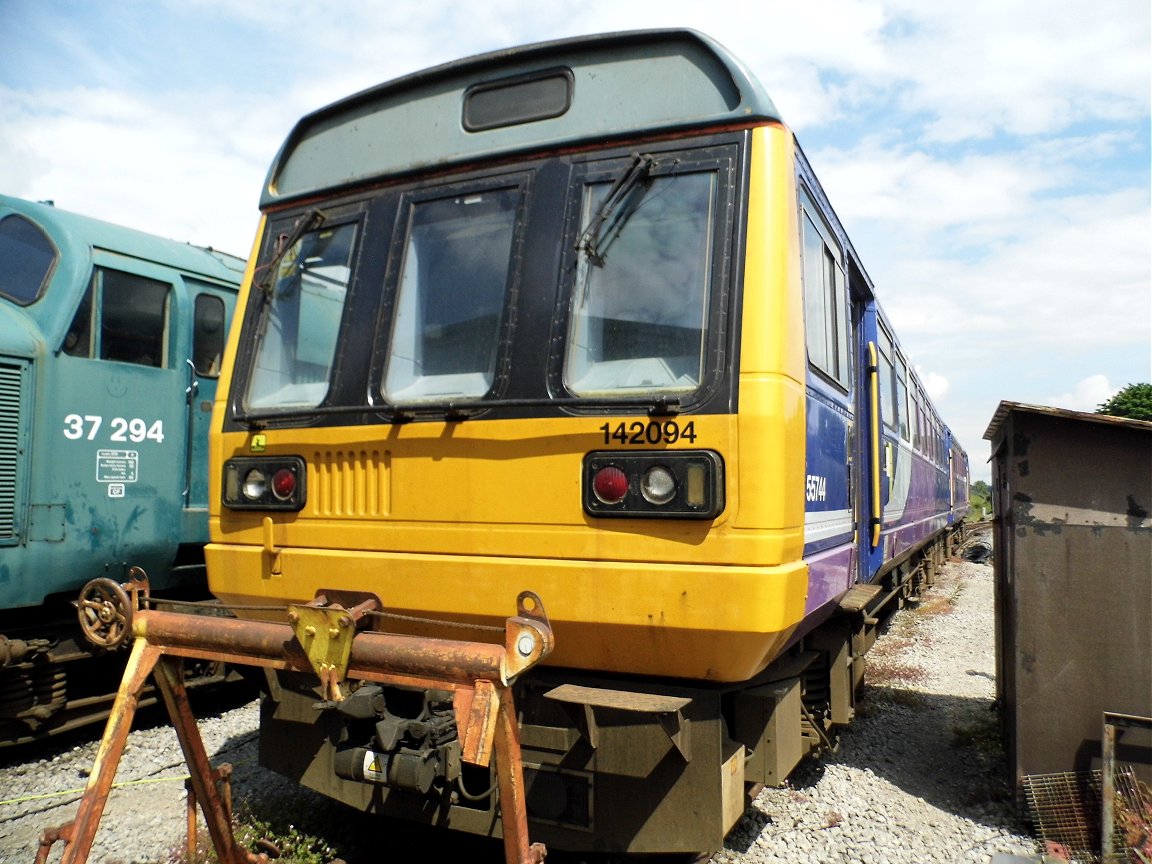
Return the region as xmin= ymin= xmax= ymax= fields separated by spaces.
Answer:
xmin=0 ymin=195 xmax=243 ymax=743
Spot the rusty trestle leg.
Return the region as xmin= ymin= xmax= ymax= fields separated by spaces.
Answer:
xmin=151 ymin=656 xmax=253 ymax=864
xmin=36 ymin=589 xmax=553 ymax=864
xmin=494 ymin=685 xmax=547 ymax=864
xmin=52 ymin=638 xmax=160 ymax=864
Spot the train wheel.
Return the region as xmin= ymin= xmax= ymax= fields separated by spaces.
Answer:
xmin=76 ymin=578 xmax=134 ymax=649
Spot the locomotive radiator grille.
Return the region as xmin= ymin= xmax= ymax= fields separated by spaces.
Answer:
xmin=312 ymin=449 xmax=391 ymax=517
xmin=0 ymin=360 xmax=22 ymax=541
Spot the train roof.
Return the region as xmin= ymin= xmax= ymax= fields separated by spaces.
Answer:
xmin=0 ymin=194 xmax=246 ymax=286
xmin=984 ymin=400 xmax=1152 ymax=441
xmin=263 ymin=29 xmax=783 ymax=207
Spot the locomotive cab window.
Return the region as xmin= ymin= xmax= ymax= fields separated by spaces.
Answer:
xmin=800 ymin=193 xmax=849 ymax=389
xmin=245 ymin=219 xmax=358 ymax=410
xmin=63 ymin=267 xmax=170 ymax=367
xmin=383 ymin=185 xmax=520 ymax=403
xmin=564 ymin=155 xmax=722 ymax=397
xmin=192 ymin=293 xmax=227 ymax=377
xmin=0 ymin=214 xmax=57 ymax=306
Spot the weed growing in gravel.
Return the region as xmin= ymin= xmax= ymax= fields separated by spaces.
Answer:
xmin=869 ymin=633 xmax=916 ymax=661
xmin=173 ymin=802 xmax=339 ymax=864
xmin=869 ymin=686 xmax=929 ymax=710
xmin=951 ymin=710 xmax=1003 ymax=757
xmin=866 ymin=658 xmax=928 ymax=687
xmin=917 ymin=586 xmax=960 ymax=618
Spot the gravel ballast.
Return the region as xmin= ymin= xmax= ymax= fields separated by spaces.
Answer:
xmin=712 ymin=548 xmax=1041 ymax=863
xmin=0 ymin=542 xmax=1043 ymax=863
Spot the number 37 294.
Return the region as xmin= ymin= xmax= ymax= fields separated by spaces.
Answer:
xmin=63 ymin=414 xmax=165 ymax=443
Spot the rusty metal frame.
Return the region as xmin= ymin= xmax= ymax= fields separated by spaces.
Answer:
xmin=36 ymin=590 xmax=553 ymax=864
xmin=1102 ymin=711 xmax=1152 ymax=862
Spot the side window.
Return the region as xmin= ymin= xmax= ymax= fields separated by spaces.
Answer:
xmin=895 ymin=354 xmax=911 ymax=442
xmin=801 ymin=197 xmax=850 ymax=389
xmin=193 ymin=294 xmax=226 ymax=377
xmin=878 ymin=325 xmax=897 ymax=430
xmin=913 ymin=388 xmax=924 ymax=452
xmin=63 ymin=268 xmax=170 ymax=368
xmin=63 ymin=284 xmax=93 ymax=357
xmin=102 ymin=270 xmax=169 ymax=367
xmin=0 ymin=214 xmax=57 ymax=305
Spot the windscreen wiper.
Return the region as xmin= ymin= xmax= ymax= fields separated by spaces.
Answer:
xmin=253 ymin=208 xmax=326 ymax=296
xmin=575 ymin=153 xmax=656 ymax=266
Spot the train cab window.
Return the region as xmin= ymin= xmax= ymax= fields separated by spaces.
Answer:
xmin=193 ymin=293 xmax=226 ymax=377
xmin=0 ymin=214 xmax=57 ymax=305
xmin=565 ymin=168 xmax=715 ymax=396
xmin=384 ymin=186 xmax=519 ymax=403
xmin=801 ymin=202 xmax=850 ymax=390
xmin=63 ymin=268 xmax=170 ymax=367
xmin=246 ymin=221 xmax=357 ymax=410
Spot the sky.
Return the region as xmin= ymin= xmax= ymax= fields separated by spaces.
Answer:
xmin=1 ymin=0 xmax=1149 ymax=481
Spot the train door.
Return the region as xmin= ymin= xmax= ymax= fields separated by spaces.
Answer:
xmin=798 ymin=185 xmax=859 ymax=607
xmin=57 ymin=252 xmax=192 ymax=588
xmin=948 ymin=438 xmax=956 ymax=517
xmin=182 ymin=282 xmax=233 ymax=520
xmin=849 ymin=265 xmax=885 ymax=583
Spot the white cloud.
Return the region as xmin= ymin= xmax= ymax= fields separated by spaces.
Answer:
xmin=0 ymin=79 xmax=303 ymax=253
xmin=856 ymin=0 xmax=1150 ymax=141
xmin=812 ymin=140 xmax=1057 ymax=237
xmin=1046 ymin=374 xmax=1118 ymax=412
xmin=916 ymin=368 xmax=950 ymax=402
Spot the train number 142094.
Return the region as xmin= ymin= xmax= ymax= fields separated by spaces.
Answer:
xmin=599 ymin=420 xmax=697 ymax=446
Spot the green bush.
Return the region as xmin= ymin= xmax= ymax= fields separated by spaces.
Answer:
xmin=1097 ymin=382 xmax=1152 ymax=421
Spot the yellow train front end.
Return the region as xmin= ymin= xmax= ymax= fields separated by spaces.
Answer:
xmin=207 ymin=124 xmax=805 ymax=684
xmin=205 ymin=31 xmax=821 ymax=854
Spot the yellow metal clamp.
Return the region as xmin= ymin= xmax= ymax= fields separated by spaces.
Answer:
xmin=867 ymin=341 xmax=882 ymax=548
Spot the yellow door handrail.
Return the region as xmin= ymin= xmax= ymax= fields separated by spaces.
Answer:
xmin=867 ymin=341 xmax=882 ymax=548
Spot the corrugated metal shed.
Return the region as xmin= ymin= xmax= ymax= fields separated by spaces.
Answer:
xmin=983 ymin=401 xmax=1151 ymax=784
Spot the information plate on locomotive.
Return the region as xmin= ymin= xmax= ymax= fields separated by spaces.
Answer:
xmin=96 ymin=449 xmax=139 ymax=483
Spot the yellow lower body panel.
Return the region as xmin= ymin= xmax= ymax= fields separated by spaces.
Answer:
xmin=206 ymin=544 xmax=808 ymax=683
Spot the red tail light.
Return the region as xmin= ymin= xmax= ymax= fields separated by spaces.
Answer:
xmin=271 ymin=467 xmax=298 ymax=501
xmin=592 ymin=466 xmax=629 ymax=504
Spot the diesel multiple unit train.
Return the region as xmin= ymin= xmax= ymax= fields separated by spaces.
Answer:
xmin=197 ymin=29 xmax=970 ymax=856
xmin=0 ymin=195 xmax=242 ymax=744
